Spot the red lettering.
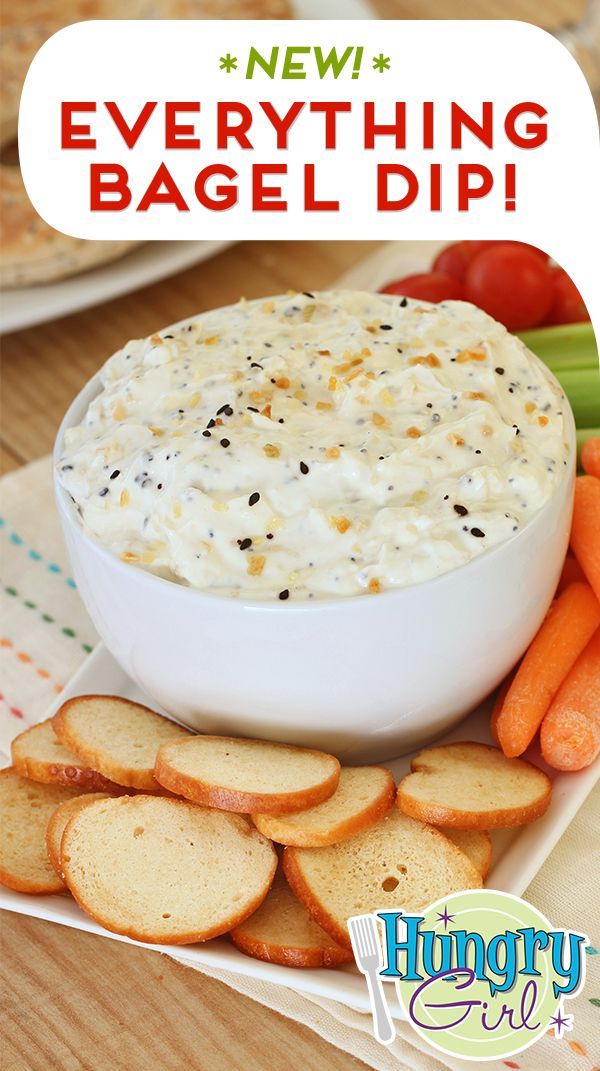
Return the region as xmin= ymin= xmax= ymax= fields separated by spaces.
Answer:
xmin=377 ymin=165 xmax=418 ymax=210
xmin=137 ymin=163 xmax=189 ymax=211
xmin=364 ymin=102 xmax=406 ymax=149
xmin=260 ymin=101 xmax=304 ymax=149
xmin=423 ymin=102 xmax=434 ymax=150
xmin=252 ymin=164 xmax=287 ymax=210
xmin=451 ymin=103 xmax=494 ymax=148
xmin=90 ymin=164 xmax=131 ymax=210
xmin=104 ymin=102 xmax=156 ymax=149
xmin=505 ymin=103 xmax=547 ymax=148
xmin=195 ymin=165 xmax=238 ymax=210
xmin=165 ymin=102 xmax=201 ymax=149
xmin=217 ymin=103 xmax=253 ymax=149
xmin=431 ymin=163 xmax=442 ymax=211
xmin=458 ymin=164 xmax=494 ymax=210
xmin=62 ymin=102 xmax=96 ymax=149
xmin=310 ymin=102 xmax=352 ymax=149
xmin=304 ymin=164 xmax=339 ymax=211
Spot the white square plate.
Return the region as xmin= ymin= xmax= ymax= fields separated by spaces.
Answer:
xmin=1 ymin=642 xmax=598 ymax=1018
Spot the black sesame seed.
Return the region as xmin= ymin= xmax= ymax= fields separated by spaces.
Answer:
xmin=202 ymin=430 xmax=211 ymax=438
xmin=163 ymin=334 xmax=174 ymax=340
xmin=239 ymin=538 xmax=252 ymax=551
xmin=249 ymin=492 xmax=260 ymax=506
xmin=495 ymin=367 xmax=505 ymax=375
xmin=443 ymin=495 xmax=449 ymax=500
xmin=61 ymin=464 xmax=73 ymax=471
xmin=220 ymin=439 xmax=230 ymax=448
xmin=302 ymin=291 xmax=315 ymax=299
xmin=207 ymin=419 xmax=216 ymax=429
xmin=266 ymin=533 xmax=274 ymax=540
xmin=380 ymin=324 xmax=393 ymax=331
xmin=400 ymin=298 xmax=408 ymax=307
xmin=250 ymin=363 xmax=263 ymax=369
xmin=99 ymin=487 xmax=109 ymax=497
xmin=299 ymin=461 xmax=309 ymax=475
xmin=110 ymin=469 xmax=120 ymax=479
xmin=217 ymin=404 xmax=233 ymax=416
xmin=454 ymin=504 xmax=469 ymax=517
xmin=157 ymin=483 xmax=163 ymax=490
xmin=247 ymin=406 xmax=259 ymax=413
xmin=278 ymin=589 xmax=290 ymax=600
xmin=471 ymin=527 xmax=486 ymax=538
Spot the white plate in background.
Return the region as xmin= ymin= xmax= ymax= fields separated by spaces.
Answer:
xmin=2 ymin=0 xmax=376 ymax=335
xmin=337 ymin=239 xmax=447 ymax=290
xmin=294 ymin=0 xmax=375 ymax=15
xmin=1 ymin=241 xmax=234 ymax=336
xmin=1 ymin=642 xmax=597 ymax=1018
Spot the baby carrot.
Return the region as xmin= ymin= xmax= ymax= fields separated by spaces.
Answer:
xmin=496 ymin=582 xmax=600 ymax=758
xmin=490 ymin=670 xmax=518 ymax=745
xmin=581 ymin=437 xmax=600 ymax=479
xmin=540 ymin=629 xmax=600 ymax=771
xmin=556 ymin=555 xmax=585 ymax=597
xmin=570 ymin=476 xmax=600 ymax=603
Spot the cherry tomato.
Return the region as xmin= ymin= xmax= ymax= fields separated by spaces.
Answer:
xmin=432 ymin=242 xmax=474 ymax=282
xmin=464 ymin=244 xmax=553 ymax=330
xmin=544 ymin=267 xmax=589 ymax=325
xmin=380 ymin=272 xmax=465 ymax=303
xmin=469 ymin=240 xmax=549 ymax=263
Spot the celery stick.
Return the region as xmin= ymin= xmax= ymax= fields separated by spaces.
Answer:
xmin=554 ymin=369 xmax=600 ymax=428
xmin=518 ymin=323 xmax=598 ymax=372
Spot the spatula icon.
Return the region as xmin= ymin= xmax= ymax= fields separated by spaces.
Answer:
xmin=349 ymin=914 xmax=395 ymax=1045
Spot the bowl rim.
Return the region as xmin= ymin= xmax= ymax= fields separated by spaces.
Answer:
xmin=53 ymin=302 xmax=577 ymax=616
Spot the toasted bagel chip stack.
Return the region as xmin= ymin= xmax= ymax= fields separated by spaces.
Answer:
xmin=442 ymin=829 xmax=493 ymax=879
xmin=12 ymin=719 xmax=124 ymax=792
xmin=397 ymin=742 xmax=552 ymax=829
xmin=46 ymin=792 xmax=113 ymax=878
xmin=231 ymin=868 xmax=353 ymax=968
xmin=60 ymin=795 xmax=277 ymax=944
xmin=0 ymin=768 xmax=82 ymax=894
xmin=155 ymin=736 xmax=340 ymax=814
xmin=253 ymin=766 xmax=395 ymax=846
xmin=283 ymin=808 xmax=483 ymax=950
xmin=54 ymin=695 xmax=191 ymax=791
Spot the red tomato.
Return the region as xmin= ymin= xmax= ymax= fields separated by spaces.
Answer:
xmin=544 ymin=267 xmax=589 ymax=325
xmin=380 ymin=272 xmax=465 ymax=303
xmin=432 ymin=242 xmax=474 ymax=282
xmin=464 ymin=245 xmax=554 ymax=330
xmin=469 ymin=240 xmax=549 ymax=263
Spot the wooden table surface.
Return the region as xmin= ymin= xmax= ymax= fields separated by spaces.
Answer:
xmin=0 ymin=240 xmax=381 ymax=1071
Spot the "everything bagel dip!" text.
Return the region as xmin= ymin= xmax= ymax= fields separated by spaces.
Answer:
xmin=57 ymin=291 xmax=569 ymax=600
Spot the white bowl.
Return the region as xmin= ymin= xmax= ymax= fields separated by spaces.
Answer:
xmin=53 ymin=364 xmax=575 ymax=763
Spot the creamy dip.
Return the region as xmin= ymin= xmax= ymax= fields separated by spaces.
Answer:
xmin=58 ymin=291 xmax=569 ymax=600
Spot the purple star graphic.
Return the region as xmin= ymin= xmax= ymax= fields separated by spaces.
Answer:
xmin=436 ymin=906 xmax=456 ymax=930
xmin=550 ymin=1006 xmax=573 ymax=1039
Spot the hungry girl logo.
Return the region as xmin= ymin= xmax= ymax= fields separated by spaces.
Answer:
xmin=349 ymin=890 xmax=587 ymax=1059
